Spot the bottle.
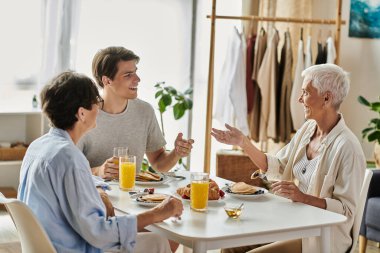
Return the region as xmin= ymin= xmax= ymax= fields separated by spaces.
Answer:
xmin=32 ymin=95 xmax=38 ymax=108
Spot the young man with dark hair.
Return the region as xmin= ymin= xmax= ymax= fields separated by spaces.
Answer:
xmin=78 ymin=46 xmax=194 ymax=179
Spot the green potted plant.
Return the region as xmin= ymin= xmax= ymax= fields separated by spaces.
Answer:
xmin=358 ymin=95 xmax=380 ymax=167
xmin=154 ymin=81 xmax=193 ymax=137
xmin=141 ymin=82 xmax=193 ymax=172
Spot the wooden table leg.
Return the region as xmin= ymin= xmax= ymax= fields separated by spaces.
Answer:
xmin=359 ymin=235 xmax=367 ymax=253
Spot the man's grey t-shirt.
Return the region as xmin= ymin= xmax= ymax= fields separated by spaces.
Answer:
xmin=77 ymin=98 xmax=166 ymax=171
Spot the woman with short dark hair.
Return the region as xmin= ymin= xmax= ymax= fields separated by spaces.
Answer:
xmin=18 ymin=71 xmax=182 ymax=253
xmin=40 ymin=71 xmax=101 ymax=130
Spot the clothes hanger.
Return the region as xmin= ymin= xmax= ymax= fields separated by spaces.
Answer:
xmin=260 ymin=26 xmax=266 ymax=36
xmin=248 ymin=19 xmax=253 ymax=38
xmin=328 ymin=29 xmax=332 ymax=38
xmin=318 ymin=29 xmax=322 ymax=43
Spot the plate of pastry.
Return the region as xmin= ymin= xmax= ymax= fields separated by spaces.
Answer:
xmin=175 ymin=179 xmax=225 ymax=202
xmin=223 ymin=182 xmax=268 ymax=200
xmin=135 ymin=171 xmax=168 ymax=185
xmin=134 ymin=193 xmax=170 ymax=207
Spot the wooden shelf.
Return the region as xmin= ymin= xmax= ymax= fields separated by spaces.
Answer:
xmin=0 ymin=161 xmax=22 ymax=166
xmin=0 ymin=107 xmax=41 ymax=115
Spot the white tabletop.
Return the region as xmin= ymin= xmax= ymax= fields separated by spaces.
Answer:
xmin=108 ymin=172 xmax=346 ymax=252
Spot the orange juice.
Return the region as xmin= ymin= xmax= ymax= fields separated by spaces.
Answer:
xmin=119 ymin=162 xmax=136 ymax=191
xmin=190 ymin=181 xmax=209 ymax=211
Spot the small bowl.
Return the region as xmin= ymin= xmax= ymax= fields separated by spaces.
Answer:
xmin=224 ymin=205 xmax=243 ymax=219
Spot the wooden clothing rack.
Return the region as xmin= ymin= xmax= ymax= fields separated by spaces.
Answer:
xmin=203 ymin=0 xmax=346 ymax=173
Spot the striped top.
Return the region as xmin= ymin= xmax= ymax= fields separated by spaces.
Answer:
xmin=293 ymin=152 xmax=320 ymax=193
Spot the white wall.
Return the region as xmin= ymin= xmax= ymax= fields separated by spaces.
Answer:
xmin=191 ymin=0 xmax=242 ymax=174
xmin=190 ymin=0 xmax=380 ymax=176
xmin=313 ymin=0 xmax=380 ymax=161
xmin=75 ymin=0 xmax=193 ymax=154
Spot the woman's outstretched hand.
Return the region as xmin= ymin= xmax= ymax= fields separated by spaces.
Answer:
xmin=211 ymin=123 xmax=245 ymax=147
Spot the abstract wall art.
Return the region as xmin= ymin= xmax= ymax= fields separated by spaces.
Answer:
xmin=349 ymin=0 xmax=380 ymax=38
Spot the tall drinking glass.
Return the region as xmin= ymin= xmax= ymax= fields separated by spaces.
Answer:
xmin=112 ymin=147 xmax=128 ymax=181
xmin=113 ymin=147 xmax=128 ymax=165
xmin=190 ymin=172 xmax=209 ymax=212
xmin=119 ymin=155 xmax=136 ymax=191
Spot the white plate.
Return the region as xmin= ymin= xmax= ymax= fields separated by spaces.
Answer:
xmin=135 ymin=175 xmax=169 ymax=186
xmin=223 ymin=186 xmax=268 ymax=200
xmin=133 ymin=193 xmax=170 ymax=207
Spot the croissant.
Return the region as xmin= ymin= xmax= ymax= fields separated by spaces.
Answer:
xmin=176 ymin=184 xmax=191 ymax=198
xmin=208 ymin=187 xmax=220 ymax=200
xmin=176 ymin=179 xmax=221 ymax=200
xmin=208 ymin=179 xmax=220 ymax=200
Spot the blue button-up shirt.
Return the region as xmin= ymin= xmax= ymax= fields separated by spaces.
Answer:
xmin=18 ymin=128 xmax=137 ymax=253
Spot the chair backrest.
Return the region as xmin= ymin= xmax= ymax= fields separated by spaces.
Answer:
xmin=349 ymin=169 xmax=373 ymax=253
xmin=0 ymin=192 xmax=57 ymax=253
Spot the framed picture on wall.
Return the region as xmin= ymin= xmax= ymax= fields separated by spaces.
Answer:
xmin=349 ymin=0 xmax=380 ymax=38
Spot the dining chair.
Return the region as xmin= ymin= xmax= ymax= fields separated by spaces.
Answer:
xmin=349 ymin=169 xmax=373 ymax=253
xmin=0 ymin=192 xmax=57 ymax=253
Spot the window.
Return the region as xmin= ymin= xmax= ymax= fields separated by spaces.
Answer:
xmin=0 ymin=0 xmax=42 ymax=88
xmin=75 ymin=0 xmax=192 ymax=150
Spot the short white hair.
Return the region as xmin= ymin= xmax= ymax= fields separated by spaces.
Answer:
xmin=301 ymin=64 xmax=350 ymax=107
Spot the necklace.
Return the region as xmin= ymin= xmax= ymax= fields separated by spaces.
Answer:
xmin=301 ymin=154 xmax=319 ymax=174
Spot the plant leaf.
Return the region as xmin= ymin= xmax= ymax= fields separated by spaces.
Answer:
xmin=141 ymin=158 xmax=149 ymax=171
xmin=155 ymin=90 xmax=163 ymax=99
xmin=161 ymin=94 xmax=172 ymax=106
xmin=164 ymin=86 xmax=177 ymax=95
xmin=358 ymin=96 xmax=371 ymax=107
xmin=158 ymin=97 xmax=168 ymax=113
xmin=174 ymin=95 xmax=183 ymax=101
xmin=371 ymin=102 xmax=380 ymax=113
xmin=362 ymin=127 xmax=373 ymax=136
xmin=173 ymin=103 xmax=185 ymax=120
xmin=184 ymin=98 xmax=193 ymax=109
xmin=370 ymin=118 xmax=380 ymax=126
xmin=184 ymin=87 xmax=193 ymax=95
xmin=368 ymin=130 xmax=380 ymax=142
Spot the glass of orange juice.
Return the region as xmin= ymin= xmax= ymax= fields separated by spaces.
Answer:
xmin=190 ymin=172 xmax=209 ymax=212
xmin=113 ymin=147 xmax=128 ymax=165
xmin=112 ymin=147 xmax=128 ymax=181
xmin=119 ymin=155 xmax=136 ymax=191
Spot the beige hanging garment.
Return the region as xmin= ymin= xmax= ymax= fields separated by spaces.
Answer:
xmin=257 ymin=27 xmax=279 ymax=142
xmin=248 ymin=28 xmax=267 ymax=142
xmin=279 ymin=31 xmax=294 ymax=143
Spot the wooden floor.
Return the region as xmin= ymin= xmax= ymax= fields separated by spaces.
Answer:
xmin=1 ymin=210 xmax=379 ymax=253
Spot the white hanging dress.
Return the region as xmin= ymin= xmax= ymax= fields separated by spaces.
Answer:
xmin=214 ymin=27 xmax=249 ymax=135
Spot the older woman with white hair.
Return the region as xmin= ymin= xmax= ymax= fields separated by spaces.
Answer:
xmin=211 ymin=64 xmax=366 ymax=253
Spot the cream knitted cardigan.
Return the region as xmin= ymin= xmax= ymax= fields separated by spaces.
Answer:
xmin=266 ymin=115 xmax=366 ymax=253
